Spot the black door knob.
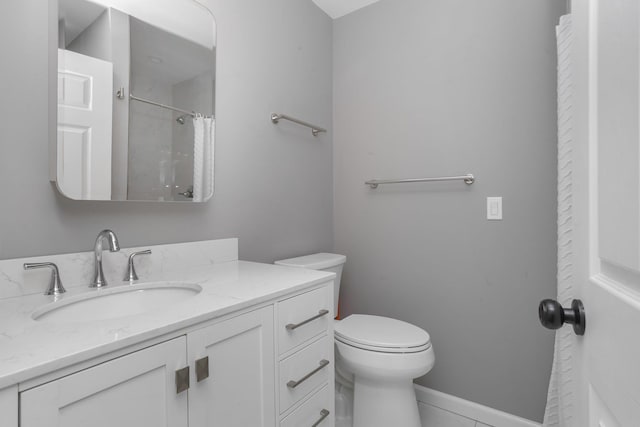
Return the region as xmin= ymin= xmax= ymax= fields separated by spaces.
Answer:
xmin=538 ymin=299 xmax=585 ymax=336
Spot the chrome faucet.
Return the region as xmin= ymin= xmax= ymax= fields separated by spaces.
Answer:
xmin=91 ymin=229 xmax=120 ymax=288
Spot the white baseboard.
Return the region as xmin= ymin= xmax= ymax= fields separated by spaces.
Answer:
xmin=414 ymin=384 xmax=541 ymax=427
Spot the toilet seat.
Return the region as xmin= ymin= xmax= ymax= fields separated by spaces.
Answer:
xmin=334 ymin=314 xmax=431 ymax=354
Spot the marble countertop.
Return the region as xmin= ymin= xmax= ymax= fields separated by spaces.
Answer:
xmin=0 ymin=260 xmax=334 ymax=389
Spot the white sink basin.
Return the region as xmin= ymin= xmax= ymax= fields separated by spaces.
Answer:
xmin=32 ymin=282 xmax=202 ymax=322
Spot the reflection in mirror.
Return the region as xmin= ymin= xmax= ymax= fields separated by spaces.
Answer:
xmin=56 ymin=0 xmax=215 ymax=202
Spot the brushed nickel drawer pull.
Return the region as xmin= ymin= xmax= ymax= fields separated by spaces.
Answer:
xmin=286 ymin=309 xmax=329 ymax=331
xmin=175 ymin=366 xmax=190 ymax=394
xmin=287 ymin=359 xmax=330 ymax=389
xmin=196 ymin=356 xmax=209 ymax=382
xmin=311 ymin=409 xmax=330 ymax=427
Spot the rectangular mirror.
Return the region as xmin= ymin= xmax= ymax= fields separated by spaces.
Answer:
xmin=55 ymin=0 xmax=216 ymax=202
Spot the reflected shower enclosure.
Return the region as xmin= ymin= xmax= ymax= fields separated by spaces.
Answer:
xmin=127 ymin=17 xmax=214 ymax=201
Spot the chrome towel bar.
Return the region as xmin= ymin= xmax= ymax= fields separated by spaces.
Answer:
xmin=271 ymin=113 xmax=327 ymax=136
xmin=365 ymin=174 xmax=475 ymax=189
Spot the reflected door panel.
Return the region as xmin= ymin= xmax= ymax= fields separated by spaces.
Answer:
xmin=57 ymin=49 xmax=113 ymax=200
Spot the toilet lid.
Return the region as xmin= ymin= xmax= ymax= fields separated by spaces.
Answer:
xmin=334 ymin=314 xmax=431 ymax=353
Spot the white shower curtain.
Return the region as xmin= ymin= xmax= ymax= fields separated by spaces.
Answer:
xmin=543 ymin=14 xmax=575 ymax=427
xmin=193 ymin=116 xmax=215 ymax=202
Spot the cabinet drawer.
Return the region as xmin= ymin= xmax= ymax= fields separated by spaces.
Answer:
xmin=278 ymin=286 xmax=330 ymax=354
xmin=281 ymin=385 xmax=331 ymax=427
xmin=279 ymin=336 xmax=330 ymax=412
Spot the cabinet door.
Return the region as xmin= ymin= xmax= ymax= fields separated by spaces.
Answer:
xmin=188 ymin=306 xmax=275 ymax=427
xmin=20 ymin=337 xmax=188 ymax=427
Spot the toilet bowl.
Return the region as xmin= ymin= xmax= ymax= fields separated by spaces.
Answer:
xmin=275 ymin=253 xmax=435 ymax=427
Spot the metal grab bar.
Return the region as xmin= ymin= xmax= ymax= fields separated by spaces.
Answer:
xmin=286 ymin=309 xmax=330 ymax=331
xmin=271 ymin=113 xmax=327 ymax=136
xmin=287 ymin=359 xmax=330 ymax=389
xmin=366 ymin=174 xmax=475 ymax=189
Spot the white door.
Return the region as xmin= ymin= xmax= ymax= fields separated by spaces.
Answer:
xmin=572 ymin=0 xmax=640 ymax=425
xmin=20 ymin=337 xmax=188 ymax=427
xmin=57 ymin=49 xmax=113 ymax=200
xmin=187 ymin=306 xmax=276 ymax=427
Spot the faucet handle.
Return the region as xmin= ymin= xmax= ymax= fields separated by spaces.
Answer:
xmin=124 ymin=250 xmax=152 ymax=282
xmin=24 ymin=262 xmax=66 ymax=296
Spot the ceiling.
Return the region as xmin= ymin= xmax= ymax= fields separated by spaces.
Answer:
xmin=312 ymin=0 xmax=383 ymax=19
xmin=59 ymin=0 xmax=215 ymax=49
xmin=130 ymin=16 xmax=215 ymax=86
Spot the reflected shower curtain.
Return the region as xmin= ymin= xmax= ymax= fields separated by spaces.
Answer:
xmin=193 ymin=116 xmax=215 ymax=202
xmin=543 ymin=14 xmax=575 ymax=427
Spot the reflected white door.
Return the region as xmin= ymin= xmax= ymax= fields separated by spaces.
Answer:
xmin=57 ymin=49 xmax=113 ymax=200
xmin=572 ymin=0 xmax=640 ymax=425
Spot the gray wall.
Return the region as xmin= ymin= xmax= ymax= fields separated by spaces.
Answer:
xmin=0 ymin=0 xmax=333 ymax=261
xmin=333 ymin=0 xmax=564 ymax=421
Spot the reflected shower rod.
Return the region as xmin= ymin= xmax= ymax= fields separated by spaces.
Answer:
xmin=129 ymin=93 xmax=212 ymax=119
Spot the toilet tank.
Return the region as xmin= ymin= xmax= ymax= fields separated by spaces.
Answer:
xmin=274 ymin=253 xmax=346 ymax=316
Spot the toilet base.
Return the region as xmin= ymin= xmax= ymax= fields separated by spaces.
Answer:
xmin=334 ymin=336 xmax=434 ymax=427
xmin=352 ymin=377 xmax=422 ymax=427
xmin=335 ymin=379 xmax=422 ymax=427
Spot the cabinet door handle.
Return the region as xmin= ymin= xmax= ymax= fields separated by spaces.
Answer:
xmin=311 ymin=409 xmax=330 ymax=427
xmin=175 ymin=366 xmax=190 ymax=394
xmin=287 ymin=359 xmax=330 ymax=389
xmin=286 ymin=309 xmax=330 ymax=331
xmin=196 ymin=356 xmax=209 ymax=382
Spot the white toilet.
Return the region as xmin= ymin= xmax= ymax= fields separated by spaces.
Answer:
xmin=275 ymin=253 xmax=435 ymax=427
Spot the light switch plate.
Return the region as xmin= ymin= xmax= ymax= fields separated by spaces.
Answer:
xmin=487 ymin=197 xmax=503 ymax=220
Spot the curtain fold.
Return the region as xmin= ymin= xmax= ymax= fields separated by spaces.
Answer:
xmin=193 ymin=116 xmax=215 ymax=202
xmin=543 ymin=14 xmax=575 ymax=427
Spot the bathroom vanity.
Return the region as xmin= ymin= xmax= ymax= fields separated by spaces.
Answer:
xmin=0 ymin=239 xmax=335 ymax=426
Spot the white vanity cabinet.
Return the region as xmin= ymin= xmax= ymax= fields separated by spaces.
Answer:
xmin=14 ymin=282 xmax=333 ymax=427
xmin=19 ymin=308 xmax=275 ymax=427
xmin=0 ymin=240 xmax=337 ymax=427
